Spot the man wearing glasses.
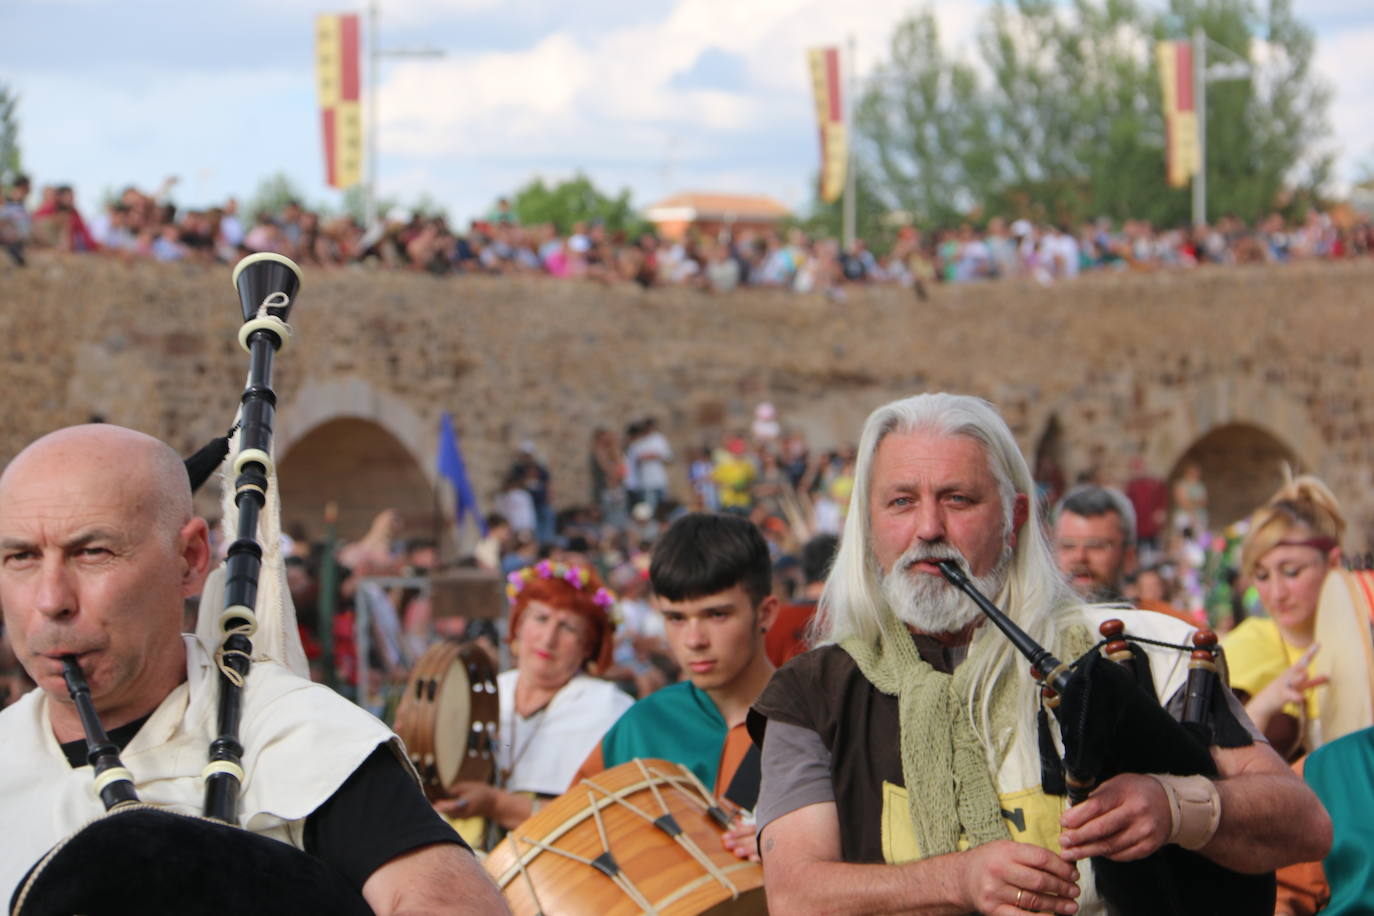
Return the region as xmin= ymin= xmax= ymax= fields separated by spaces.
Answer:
xmin=1053 ymin=485 xmax=1138 ymax=603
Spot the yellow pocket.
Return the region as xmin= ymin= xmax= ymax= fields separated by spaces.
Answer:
xmin=997 ymin=785 xmax=1068 ymax=853
xmin=879 ymin=781 xmax=1069 ymax=864
xmin=880 ymin=781 xmax=922 ymax=864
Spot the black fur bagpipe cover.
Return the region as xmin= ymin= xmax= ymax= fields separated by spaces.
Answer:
xmin=10 ymin=806 xmax=373 ymax=916
xmin=1053 ymin=646 xmax=1276 ymax=916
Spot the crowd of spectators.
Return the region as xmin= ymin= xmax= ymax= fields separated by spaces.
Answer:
xmin=257 ymin=402 xmax=865 ymax=705
xmin=4 ymin=173 xmax=1374 ymax=291
xmin=0 ymin=394 xmax=1363 ymax=710
xmin=265 ymin=399 xmax=1291 ymax=707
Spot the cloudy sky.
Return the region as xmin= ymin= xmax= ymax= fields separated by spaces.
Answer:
xmin=4 ymin=0 xmax=1372 ymax=224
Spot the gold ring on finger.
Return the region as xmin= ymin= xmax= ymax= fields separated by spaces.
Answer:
xmin=1016 ymin=889 xmax=1025 ymax=908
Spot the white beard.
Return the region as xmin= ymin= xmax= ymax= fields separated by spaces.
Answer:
xmin=880 ymin=541 xmax=1013 ymax=634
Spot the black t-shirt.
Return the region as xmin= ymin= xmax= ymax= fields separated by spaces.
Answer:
xmin=60 ymin=721 xmax=464 ymax=892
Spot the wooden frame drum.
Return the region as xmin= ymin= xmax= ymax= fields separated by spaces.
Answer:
xmin=393 ymin=640 xmax=499 ymax=799
xmin=1311 ymin=567 xmax=1374 ymax=747
xmin=483 ymin=758 xmax=766 ymax=916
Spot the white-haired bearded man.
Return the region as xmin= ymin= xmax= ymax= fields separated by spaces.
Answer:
xmin=747 ymin=393 xmax=1330 ymax=915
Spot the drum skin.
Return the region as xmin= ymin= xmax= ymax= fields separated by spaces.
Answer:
xmin=394 ymin=640 xmax=499 ymax=799
xmin=483 ymin=758 xmax=766 ymax=916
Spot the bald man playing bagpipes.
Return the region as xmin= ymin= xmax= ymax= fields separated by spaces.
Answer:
xmin=749 ymin=393 xmax=1332 ymax=916
xmin=0 ymin=254 xmax=507 ymax=915
xmin=0 ymin=424 xmax=508 ymax=915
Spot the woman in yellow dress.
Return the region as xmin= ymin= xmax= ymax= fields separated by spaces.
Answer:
xmin=1221 ymin=475 xmax=1343 ymax=759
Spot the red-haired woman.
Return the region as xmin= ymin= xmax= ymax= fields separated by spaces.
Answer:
xmin=437 ymin=560 xmax=633 ymax=830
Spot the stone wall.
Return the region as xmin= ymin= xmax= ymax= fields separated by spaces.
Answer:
xmin=2 ymin=253 xmax=1371 ymax=548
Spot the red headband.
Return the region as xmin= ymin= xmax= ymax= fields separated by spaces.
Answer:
xmin=1275 ymin=536 xmax=1338 ymax=553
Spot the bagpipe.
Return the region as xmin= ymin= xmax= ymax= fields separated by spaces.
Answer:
xmin=10 ymin=255 xmax=373 ymax=916
xmin=936 ymin=560 xmax=1276 ymax=916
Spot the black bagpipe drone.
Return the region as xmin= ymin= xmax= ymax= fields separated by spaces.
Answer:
xmin=10 ymin=255 xmax=373 ymax=916
xmin=936 ymin=560 xmax=1276 ymax=916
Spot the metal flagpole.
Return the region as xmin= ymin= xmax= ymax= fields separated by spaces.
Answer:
xmin=1192 ymin=26 xmax=1206 ymax=228
xmin=1190 ymin=28 xmax=1250 ymax=229
xmin=842 ymin=33 xmax=857 ymax=250
xmin=363 ymin=1 xmax=444 ymax=230
xmin=366 ymin=0 xmax=379 ymax=229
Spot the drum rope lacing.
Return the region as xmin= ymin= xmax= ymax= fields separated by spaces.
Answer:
xmin=505 ymin=832 xmax=548 ymax=916
xmin=512 ymin=791 xmax=660 ymax=914
xmin=625 ymin=760 xmax=739 ymax=896
xmin=506 ymin=761 xmax=745 ymax=913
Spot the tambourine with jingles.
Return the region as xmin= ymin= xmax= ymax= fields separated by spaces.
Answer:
xmin=393 ymin=639 xmax=500 ymax=799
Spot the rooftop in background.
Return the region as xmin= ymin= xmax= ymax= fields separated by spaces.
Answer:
xmin=645 ymin=192 xmax=792 ymax=242
xmin=646 ymin=192 xmax=791 ymax=221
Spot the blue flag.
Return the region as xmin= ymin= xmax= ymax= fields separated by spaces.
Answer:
xmin=437 ymin=412 xmax=487 ymax=537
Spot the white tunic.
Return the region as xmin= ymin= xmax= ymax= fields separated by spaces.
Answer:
xmin=495 ymin=668 xmax=633 ymax=796
xmin=0 ymin=635 xmax=395 ymax=905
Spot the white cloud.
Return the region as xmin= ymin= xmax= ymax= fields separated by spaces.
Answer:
xmin=357 ymin=0 xmax=1370 ymax=217
xmin=369 ymin=0 xmax=980 ymax=203
xmin=236 ymin=0 xmax=504 ymax=26
xmin=10 ymin=0 xmax=1371 ymax=225
xmin=14 ymin=65 xmax=318 ymax=209
xmin=1314 ymin=24 xmax=1374 ymax=186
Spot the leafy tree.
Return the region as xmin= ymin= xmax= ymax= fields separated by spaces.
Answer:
xmin=852 ymin=0 xmax=1333 ymax=230
xmin=408 ymin=192 xmax=449 ymax=222
xmin=1200 ymin=0 xmax=1332 ymax=219
xmin=338 ymin=184 xmax=392 ymax=226
xmin=333 ymin=184 xmax=448 ymax=225
xmin=978 ymin=0 xmax=1168 ymax=224
xmin=0 ymin=82 xmax=21 ymax=185
xmin=245 ymin=172 xmax=310 ymax=222
xmin=1352 ymin=151 xmax=1374 ymax=216
xmin=1356 ymin=151 xmax=1374 ymax=191
xmin=502 ymin=174 xmax=647 ymax=236
xmin=798 ymin=166 xmax=899 ymax=249
xmin=854 ymin=8 xmax=993 ymax=228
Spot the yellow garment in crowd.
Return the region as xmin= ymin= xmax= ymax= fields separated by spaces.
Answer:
xmin=1222 ymin=617 xmax=1320 ymax=720
xmin=713 ymin=455 xmax=755 ymax=509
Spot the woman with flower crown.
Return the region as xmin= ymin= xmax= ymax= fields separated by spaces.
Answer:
xmin=435 ymin=560 xmax=633 ymax=831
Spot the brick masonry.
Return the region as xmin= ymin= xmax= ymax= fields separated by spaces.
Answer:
xmin=2 ymin=253 xmax=1370 ymax=549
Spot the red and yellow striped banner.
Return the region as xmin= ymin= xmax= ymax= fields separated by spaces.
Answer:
xmin=807 ymin=46 xmax=847 ymax=205
xmin=316 ymin=13 xmax=362 ymax=189
xmin=1156 ymin=41 xmax=1199 ymax=190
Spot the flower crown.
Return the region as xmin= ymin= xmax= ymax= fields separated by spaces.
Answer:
xmin=506 ymin=559 xmax=617 ymax=610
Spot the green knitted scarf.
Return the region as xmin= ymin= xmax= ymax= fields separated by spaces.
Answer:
xmin=841 ymin=611 xmax=1094 ymax=860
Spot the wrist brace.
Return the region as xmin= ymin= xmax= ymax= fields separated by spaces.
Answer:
xmin=1146 ymin=773 xmax=1222 ymax=850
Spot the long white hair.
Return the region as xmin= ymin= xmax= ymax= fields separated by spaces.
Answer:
xmin=814 ymin=393 xmax=1080 ymax=763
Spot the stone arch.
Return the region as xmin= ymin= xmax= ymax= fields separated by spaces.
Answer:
xmin=1029 ymin=374 xmax=1326 ymax=500
xmin=277 ymin=417 xmax=435 ymax=543
xmin=276 ymin=376 xmax=433 ymax=477
xmin=1021 ymin=392 xmax=1124 ymax=494
xmin=1031 ymin=413 xmax=1068 ymax=509
xmin=273 ymin=377 xmax=437 ymax=542
xmin=1165 ymin=423 xmax=1300 ymax=530
xmin=1132 ymin=375 xmax=1322 ymax=488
